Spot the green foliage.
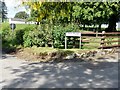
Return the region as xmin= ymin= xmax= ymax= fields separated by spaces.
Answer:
xmin=2 ymin=23 xmax=12 ymax=47
xmin=38 ymin=24 xmax=53 ymax=46
xmin=52 ymin=24 xmax=79 ymax=48
xmin=52 ymin=25 xmax=64 ymax=48
xmin=14 ymin=11 xmax=29 ymax=19
xmin=23 ymin=24 xmax=53 ymax=47
xmin=14 ymin=29 xmax=25 ymax=45
xmin=0 ymin=1 xmax=7 ymax=22
xmin=19 ymin=23 xmax=79 ymax=49
xmin=2 ymin=25 xmax=17 ymax=53
xmin=73 ymin=2 xmax=120 ymax=31
xmin=23 ymin=29 xmax=44 ymax=47
xmin=2 ymin=23 xmax=36 ymax=48
xmin=24 ymin=2 xmax=120 ymax=31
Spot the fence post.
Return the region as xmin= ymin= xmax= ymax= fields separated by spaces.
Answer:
xmin=101 ymin=31 xmax=105 ymax=49
xmin=65 ymin=36 xmax=67 ymax=49
xmin=96 ymin=31 xmax=98 ymax=37
xmin=79 ymin=36 xmax=81 ymax=49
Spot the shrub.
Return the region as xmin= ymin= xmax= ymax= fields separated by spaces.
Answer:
xmin=37 ymin=24 xmax=53 ymax=47
xmin=14 ymin=29 xmax=25 ymax=45
xmin=23 ymin=24 xmax=53 ymax=47
xmin=14 ymin=25 xmax=36 ymax=46
xmin=2 ymin=22 xmax=80 ymax=49
xmin=52 ymin=25 xmax=64 ymax=48
xmin=2 ymin=23 xmax=36 ymax=49
xmin=23 ymin=29 xmax=44 ymax=47
xmin=52 ymin=23 xmax=79 ymax=48
xmin=2 ymin=23 xmax=13 ymax=47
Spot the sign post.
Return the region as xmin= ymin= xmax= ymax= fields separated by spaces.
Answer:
xmin=79 ymin=35 xmax=81 ymax=49
xmin=10 ymin=23 xmax=16 ymax=32
xmin=65 ymin=36 xmax=67 ymax=49
xmin=65 ymin=32 xmax=81 ymax=49
xmin=10 ymin=23 xmax=16 ymax=44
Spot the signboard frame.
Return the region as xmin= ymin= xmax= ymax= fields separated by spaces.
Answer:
xmin=65 ymin=32 xmax=81 ymax=49
xmin=10 ymin=23 xmax=16 ymax=31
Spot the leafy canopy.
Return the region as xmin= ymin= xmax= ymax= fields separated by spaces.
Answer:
xmin=14 ymin=11 xmax=29 ymax=19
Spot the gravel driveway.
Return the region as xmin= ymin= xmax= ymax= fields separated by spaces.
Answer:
xmin=0 ymin=53 xmax=119 ymax=88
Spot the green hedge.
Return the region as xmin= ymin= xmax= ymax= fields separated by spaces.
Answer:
xmin=2 ymin=23 xmax=80 ymax=49
xmin=2 ymin=23 xmax=36 ymax=49
xmin=23 ymin=24 xmax=53 ymax=47
xmin=52 ymin=23 xmax=79 ymax=48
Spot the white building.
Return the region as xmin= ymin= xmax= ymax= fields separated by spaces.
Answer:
xmin=101 ymin=22 xmax=120 ymax=29
xmin=9 ymin=18 xmax=26 ymax=24
xmin=9 ymin=18 xmax=37 ymax=24
xmin=116 ymin=22 xmax=120 ymax=29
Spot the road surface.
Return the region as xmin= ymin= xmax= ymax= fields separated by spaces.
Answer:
xmin=0 ymin=53 xmax=119 ymax=88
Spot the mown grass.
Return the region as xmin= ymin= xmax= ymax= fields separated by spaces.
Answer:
xmin=29 ymin=46 xmax=58 ymax=54
xmin=16 ymin=24 xmax=36 ymax=30
xmin=81 ymin=36 xmax=119 ymax=49
xmin=1 ymin=22 xmax=36 ymax=31
xmin=117 ymin=28 xmax=120 ymax=31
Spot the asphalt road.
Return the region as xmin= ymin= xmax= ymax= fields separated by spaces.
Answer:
xmin=0 ymin=53 xmax=119 ymax=88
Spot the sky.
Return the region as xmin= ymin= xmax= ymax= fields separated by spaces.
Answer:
xmin=3 ymin=0 xmax=27 ymax=18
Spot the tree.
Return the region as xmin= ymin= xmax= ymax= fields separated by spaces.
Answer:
xmin=72 ymin=2 xmax=120 ymax=31
xmin=0 ymin=0 xmax=7 ymax=22
xmin=106 ymin=2 xmax=120 ymax=32
xmin=20 ymin=1 xmax=120 ymax=32
xmin=20 ymin=1 xmax=74 ymax=24
xmin=14 ymin=11 xmax=29 ymax=19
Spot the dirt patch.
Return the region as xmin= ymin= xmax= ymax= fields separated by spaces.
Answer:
xmin=15 ymin=47 xmax=119 ymax=63
xmin=15 ymin=47 xmax=75 ymax=62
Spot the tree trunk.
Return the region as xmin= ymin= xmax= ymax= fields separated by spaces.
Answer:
xmin=83 ymin=24 xmax=85 ymax=29
xmin=106 ymin=14 xmax=117 ymax=32
xmin=36 ymin=22 xmax=39 ymax=25
xmin=98 ymin=24 xmax=101 ymax=30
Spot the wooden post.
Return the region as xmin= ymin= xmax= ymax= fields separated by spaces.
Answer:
xmin=80 ymin=36 xmax=81 ymax=49
xmin=65 ymin=32 xmax=81 ymax=49
xmin=96 ymin=31 xmax=98 ymax=37
xmin=101 ymin=31 xmax=105 ymax=49
xmin=73 ymin=37 xmax=75 ymax=48
xmin=65 ymin=36 xmax=67 ymax=49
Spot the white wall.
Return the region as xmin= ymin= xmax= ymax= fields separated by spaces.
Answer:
xmin=101 ymin=22 xmax=120 ymax=29
xmin=9 ymin=18 xmax=26 ymax=24
xmin=116 ymin=22 xmax=120 ymax=29
xmin=101 ymin=24 xmax=108 ymax=28
xmin=9 ymin=21 xmax=26 ymax=24
xmin=9 ymin=18 xmax=37 ymax=24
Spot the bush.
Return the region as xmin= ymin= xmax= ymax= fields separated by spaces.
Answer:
xmin=52 ymin=25 xmax=64 ymax=48
xmin=14 ymin=29 xmax=25 ymax=45
xmin=52 ymin=23 xmax=79 ymax=48
xmin=2 ymin=22 xmax=80 ymax=49
xmin=23 ymin=29 xmax=45 ymax=47
xmin=23 ymin=24 xmax=53 ymax=47
xmin=37 ymin=24 xmax=53 ymax=47
xmin=2 ymin=23 xmax=13 ymax=47
xmin=2 ymin=23 xmax=36 ymax=49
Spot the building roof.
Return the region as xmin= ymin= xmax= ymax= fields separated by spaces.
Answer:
xmin=10 ymin=18 xmax=26 ymax=22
